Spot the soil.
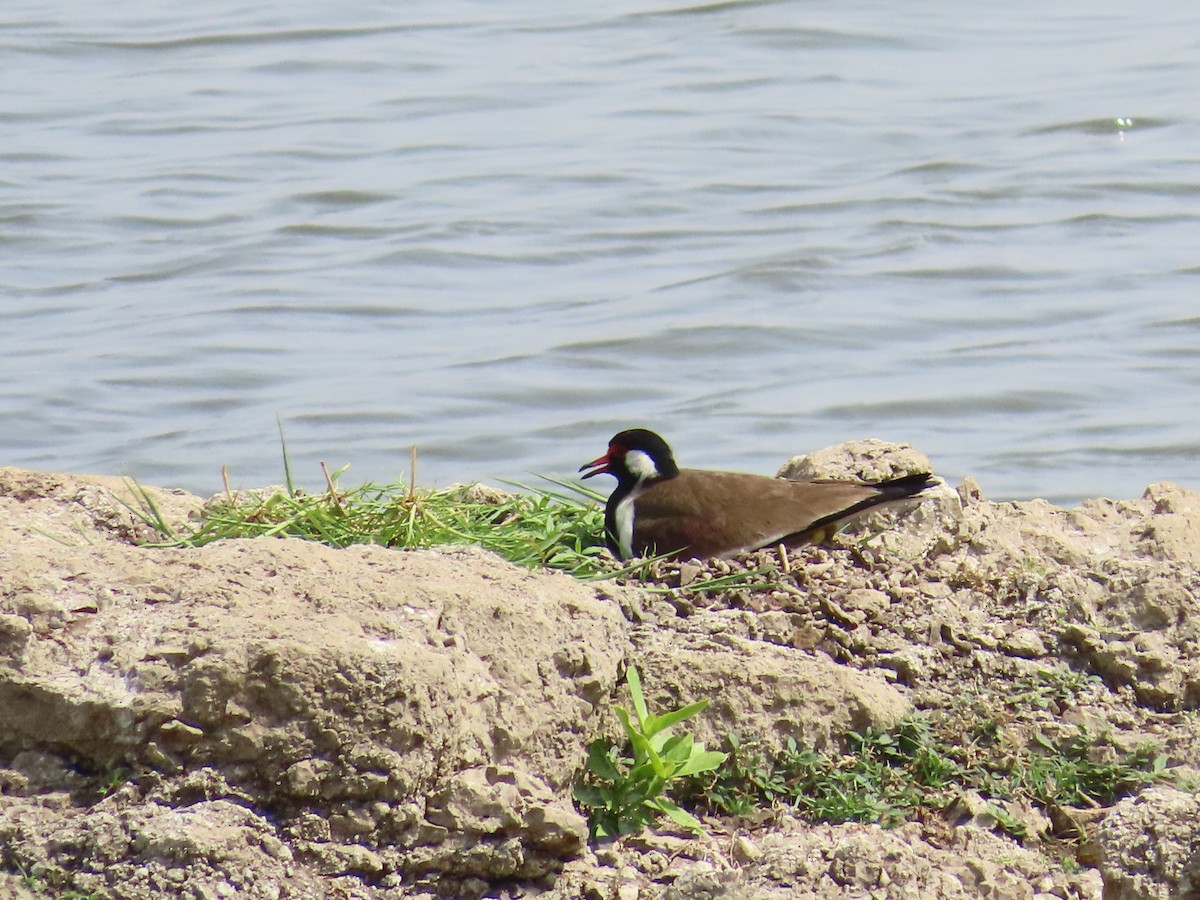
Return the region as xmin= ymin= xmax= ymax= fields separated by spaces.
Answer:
xmin=1 ymin=444 xmax=1198 ymax=899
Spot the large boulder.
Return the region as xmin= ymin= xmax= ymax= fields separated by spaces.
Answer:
xmin=0 ymin=467 xmax=630 ymax=894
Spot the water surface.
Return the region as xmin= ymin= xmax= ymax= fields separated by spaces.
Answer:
xmin=3 ymin=1 xmax=1199 ymax=504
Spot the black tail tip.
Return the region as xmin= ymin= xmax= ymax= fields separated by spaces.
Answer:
xmin=877 ymin=472 xmax=939 ymax=498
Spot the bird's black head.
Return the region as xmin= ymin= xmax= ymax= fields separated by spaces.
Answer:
xmin=579 ymin=428 xmax=680 ymax=485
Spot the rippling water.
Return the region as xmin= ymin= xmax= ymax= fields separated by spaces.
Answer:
xmin=3 ymin=2 xmax=1199 ymax=505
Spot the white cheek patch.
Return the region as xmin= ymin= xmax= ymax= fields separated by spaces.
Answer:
xmin=611 ymin=449 xmax=660 ymax=559
xmin=623 ymin=449 xmax=659 ymax=481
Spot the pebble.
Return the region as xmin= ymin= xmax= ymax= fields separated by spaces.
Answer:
xmin=1002 ymin=627 xmax=1047 ymax=658
xmin=732 ymin=835 xmax=762 ymax=864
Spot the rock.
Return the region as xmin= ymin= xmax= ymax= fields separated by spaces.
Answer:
xmin=777 ymin=439 xmax=934 ymax=483
xmin=1139 ymin=482 xmax=1200 ymax=565
xmin=419 ymin=764 xmax=586 ymax=863
xmin=635 ymin=623 xmax=912 ymax=755
xmin=731 ymin=834 xmax=762 ymax=864
xmin=0 ymin=798 xmax=316 ymax=900
xmin=645 ymin=816 xmax=1100 ymax=899
xmin=1002 ymin=627 xmax=1047 ymax=658
xmin=1093 ymin=787 xmax=1200 ymax=900
xmin=947 ymin=792 xmax=1050 ymax=840
xmin=678 ymin=562 xmax=704 ymax=588
xmin=0 ymin=467 xmax=629 ymax=893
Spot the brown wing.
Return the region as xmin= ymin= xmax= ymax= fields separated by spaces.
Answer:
xmin=631 ymin=469 xmax=898 ymax=559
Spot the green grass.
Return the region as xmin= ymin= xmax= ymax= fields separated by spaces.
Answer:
xmin=688 ymin=704 xmax=1171 ymax=842
xmin=125 ymin=461 xmax=780 ymax=594
xmin=575 ymin=667 xmax=1170 ymax=843
xmin=129 ymin=468 xmax=621 ymax=578
xmin=694 ymin=718 xmax=959 ymax=828
xmin=15 ymin=860 xmax=99 ymax=899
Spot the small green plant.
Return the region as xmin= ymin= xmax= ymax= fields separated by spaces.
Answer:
xmin=698 ymin=719 xmax=960 ymax=827
xmin=1015 ymin=726 xmax=1167 ymax=807
xmin=15 ymin=861 xmax=97 ymax=899
xmin=99 ymin=766 xmax=129 ymax=798
xmin=982 ymin=801 xmax=1028 ymax=839
xmin=574 ymin=667 xmax=726 ymax=839
xmin=1012 ymin=667 xmax=1102 ymax=711
xmin=690 ymin=711 xmax=1171 ymax=843
xmin=17 ymin=861 xmax=38 ymax=891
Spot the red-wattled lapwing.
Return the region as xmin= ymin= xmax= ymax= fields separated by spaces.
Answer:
xmin=580 ymin=428 xmax=936 ymax=561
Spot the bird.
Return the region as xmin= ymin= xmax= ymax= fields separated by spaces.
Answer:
xmin=579 ymin=428 xmax=937 ymax=561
